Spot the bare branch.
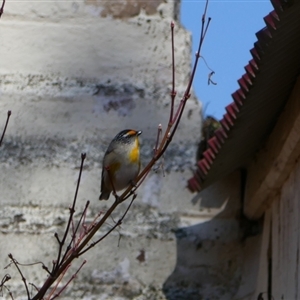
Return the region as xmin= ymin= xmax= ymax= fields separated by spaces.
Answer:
xmin=0 ymin=0 xmax=6 ymax=18
xmin=169 ymin=22 xmax=177 ymax=124
xmin=153 ymin=124 xmax=162 ymax=157
xmin=0 ymin=111 xmax=12 ymax=147
xmin=0 ymin=274 xmax=14 ymax=300
xmin=152 ymin=124 xmax=165 ymax=175
xmin=71 ymin=200 xmax=90 ymax=250
xmin=78 ymin=195 xmax=136 ymax=256
xmin=47 ymin=264 xmax=71 ymax=300
xmin=54 ymin=153 xmax=86 ymax=272
xmin=50 ymin=260 xmax=86 ymax=300
xmin=0 ymin=274 xmax=11 ymax=286
xmin=8 ymin=254 xmax=30 ymax=300
xmin=29 ymin=282 xmax=40 ymax=293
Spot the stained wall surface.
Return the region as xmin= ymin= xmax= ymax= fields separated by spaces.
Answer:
xmin=0 ymin=1 xmax=204 ymax=299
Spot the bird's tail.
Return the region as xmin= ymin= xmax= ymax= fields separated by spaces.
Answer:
xmin=99 ymin=191 xmax=110 ymax=200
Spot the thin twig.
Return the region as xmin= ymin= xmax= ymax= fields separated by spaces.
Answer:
xmin=55 ymin=246 xmax=71 ymax=275
xmin=169 ymin=22 xmax=176 ymax=123
xmin=54 ymin=233 xmax=61 ymax=245
xmin=69 ymin=201 xmax=90 ymax=251
xmin=152 ymin=124 xmax=162 ymax=171
xmin=81 ymin=210 xmax=103 ymax=236
xmin=5 ymin=260 xmax=51 ymax=276
xmin=0 ymin=274 xmax=12 ymax=300
xmin=152 ymin=124 xmax=165 ymax=174
xmin=29 ymin=283 xmax=40 ymax=292
xmin=0 ymin=274 xmax=11 ymax=287
xmin=153 ymin=124 xmax=162 ymax=157
xmin=0 ymin=111 xmax=11 ymax=147
xmin=47 ymin=265 xmax=71 ymax=300
xmin=200 ymin=55 xmax=214 ymax=73
xmin=71 ymin=201 xmax=90 ymax=250
xmin=50 ymin=260 xmax=86 ymax=300
xmin=203 ymin=17 xmax=211 ymax=42
xmin=1 ymin=286 xmax=14 ymax=300
xmin=8 ymin=254 xmax=30 ymax=300
xmin=0 ymin=275 xmax=14 ymax=300
xmin=72 ymin=208 xmax=99 ymax=249
xmin=78 ymin=195 xmax=136 ymax=256
xmin=54 ymin=153 xmax=86 ymax=271
xmin=0 ymin=0 xmax=5 ymax=18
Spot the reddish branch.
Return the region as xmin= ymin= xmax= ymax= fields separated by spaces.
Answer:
xmin=49 ymin=260 xmax=86 ymax=300
xmin=5 ymin=1 xmax=212 ymax=299
xmin=52 ymin=153 xmax=86 ymax=274
xmin=169 ymin=21 xmax=176 ymax=123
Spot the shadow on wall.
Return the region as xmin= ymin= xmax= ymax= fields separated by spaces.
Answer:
xmin=163 ymin=220 xmax=243 ymax=300
xmin=162 ymin=172 xmax=262 ymax=300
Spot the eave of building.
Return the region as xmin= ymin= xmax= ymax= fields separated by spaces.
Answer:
xmin=244 ymin=76 xmax=300 ymax=219
xmin=188 ymin=0 xmax=300 ymax=193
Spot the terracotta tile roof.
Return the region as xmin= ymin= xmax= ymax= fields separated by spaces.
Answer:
xmin=188 ymin=0 xmax=300 ymax=193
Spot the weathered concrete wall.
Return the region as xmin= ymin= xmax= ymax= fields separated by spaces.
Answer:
xmin=252 ymin=157 xmax=300 ymax=300
xmin=0 ymin=1 xmax=204 ymax=299
xmin=242 ymin=76 xmax=300 ymax=300
xmin=163 ymin=171 xmax=262 ymax=300
xmin=0 ymin=1 xmax=264 ymax=299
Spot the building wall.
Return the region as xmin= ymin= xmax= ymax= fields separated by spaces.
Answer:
xmin=272 ymin=165 xmax=300 ymax=300
xmin=253 ymin=157 xmax=300 ymax=300
xmin=164 ymin=171 xmax=262 ymax=300
xmin=243 ymin=77 xmax=300 ymax=300
xmin=0 ymin=1 xmax=203 ymax=299
xmin=0 ymin=2 xmax=261 ymax=299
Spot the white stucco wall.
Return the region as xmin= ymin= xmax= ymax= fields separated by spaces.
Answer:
xmin=0 ymin=1 xmax=204 ymax=299
xmin=0 ymin=1 xmax=263 ymax=299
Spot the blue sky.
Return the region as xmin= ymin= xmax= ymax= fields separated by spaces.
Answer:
xmin=181 ymin=0 xmax=273 ymax=119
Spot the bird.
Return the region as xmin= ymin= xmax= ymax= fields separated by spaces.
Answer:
xmin=99 ymin=129 xmax=142 ymax=200
xmin=196 ymin=115 xmax=221 ymax=160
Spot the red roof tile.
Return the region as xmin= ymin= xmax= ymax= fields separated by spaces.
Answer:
xmin=188 ymin=0 xmax=300 ymax=192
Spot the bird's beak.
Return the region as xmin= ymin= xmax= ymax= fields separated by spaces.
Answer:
xmin=137 ymin=130 xmax=142 ymax=136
